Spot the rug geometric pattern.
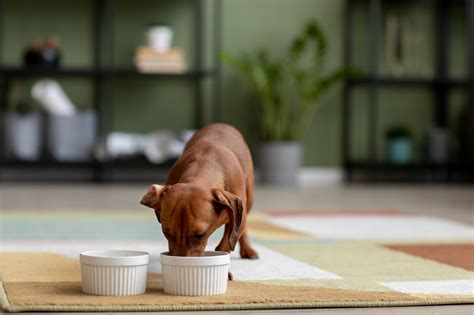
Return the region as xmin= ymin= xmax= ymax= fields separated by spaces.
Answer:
xmin=1 ymin=210 xmax=473 ymax=312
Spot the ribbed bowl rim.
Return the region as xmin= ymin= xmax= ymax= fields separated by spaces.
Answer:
xmin=160 ymin=251 xmax=230 ymax=266
xmin=80 ymin=250 xmax=149 ymax=266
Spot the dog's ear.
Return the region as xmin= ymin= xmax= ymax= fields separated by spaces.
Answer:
xmin=212 ymin=189 xmax=244 ymax=251
xmin=140 ymin=184 xmax=169 ymax=223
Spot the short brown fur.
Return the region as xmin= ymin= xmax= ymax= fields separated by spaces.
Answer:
xmin=140 ymin=123 xmax=258 ymax=260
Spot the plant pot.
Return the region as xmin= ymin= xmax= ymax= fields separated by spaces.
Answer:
xmin=387 ymin=137 xmax=412 ymax=165
xmin=46 ymin=110 xmax=97 ymax=161
xmin=425 ymin=128 xmax=451 ymax=163
xmin=4 ymin=111 xmax=42 ymax=161
xmin=258 ymin=141 xmax=302 ymax=186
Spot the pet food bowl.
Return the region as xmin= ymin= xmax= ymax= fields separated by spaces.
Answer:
xmin=80 ymin=250 xmax=149 ymax=296
xmin=160 ymin=251 xmax=230 ymax=296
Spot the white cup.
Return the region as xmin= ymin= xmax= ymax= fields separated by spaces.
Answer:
xmin=146 ymin=25 xmax=173 ymax=52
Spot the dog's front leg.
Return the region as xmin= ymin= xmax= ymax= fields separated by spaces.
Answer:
xmin=215 ymin=223 xmax=234 ymax=280
xmin=215 ymin=222 xmax=232 ymax=253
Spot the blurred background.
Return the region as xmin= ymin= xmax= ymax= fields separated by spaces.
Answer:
xmin=0 ymin=0 xmax=473 ymax=184
xmin=1 ymin=4 xmax=473 ymax=314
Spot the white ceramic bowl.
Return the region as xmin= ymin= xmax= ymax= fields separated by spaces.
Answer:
xmin=160 ymin=251 xmax=230 ymax=296
xmin=80 ymin=250 xmax=149 ymax=296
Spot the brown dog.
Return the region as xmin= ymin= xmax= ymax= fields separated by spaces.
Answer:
xmin=140 ymin=123 xmax=258 ymax=260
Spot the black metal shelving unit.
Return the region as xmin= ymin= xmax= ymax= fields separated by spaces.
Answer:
xmin=0 ymin=0 xmax=222 ymax=182
xmin=343 ymin=0 xmax=474 ymax=182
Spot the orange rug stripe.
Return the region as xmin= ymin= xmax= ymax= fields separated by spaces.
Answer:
xmin=384 ymin=244 xmax=474 ymax=272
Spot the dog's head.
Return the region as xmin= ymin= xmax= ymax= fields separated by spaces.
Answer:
xmin=140 ymin=183 xmax=244 ymax=256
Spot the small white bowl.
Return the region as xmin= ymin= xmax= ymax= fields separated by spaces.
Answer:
xmin=80 ymin=250 xmax=149 ymax=296
xmin=160 ymin=251 xmax=230 ymax=296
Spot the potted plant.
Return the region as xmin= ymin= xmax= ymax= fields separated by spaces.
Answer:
xmin=386 ymin=126 xmax=412 ymax=165
xmin=224 ymin=19 xmax=351 ymax=186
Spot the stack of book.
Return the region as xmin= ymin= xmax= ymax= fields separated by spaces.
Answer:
xmin=134 ymin=47 xmax=187 ymax=74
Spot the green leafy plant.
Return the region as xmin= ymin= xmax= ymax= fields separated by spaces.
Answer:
xmin=386 ymin=126 xmax=412 ymax=140
xmin=223 ymin=19 xmax=353 ymax=141
xmin=14 ymin=97 xmax=39 ymax=115
xmin=8 ymin=81 xmax=40 ymax=115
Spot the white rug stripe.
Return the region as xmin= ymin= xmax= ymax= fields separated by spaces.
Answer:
xmin=229 ymin=243 xmax=341 ymax=280
xmin=269 ymin=216 xmax=474 ymax=240
xmin=0 ymin=240 xmax=168 ymax=271
xmin=380 ymin=280 xmax=474 ymax=295
xmin=1 ymin=240 xmax=341 ymax=281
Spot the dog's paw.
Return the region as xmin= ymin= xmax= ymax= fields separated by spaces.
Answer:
xmin=215 ymin=244 xmax=231 ymax=253
xmin=240 ymin=247 xmax=259 ymax=259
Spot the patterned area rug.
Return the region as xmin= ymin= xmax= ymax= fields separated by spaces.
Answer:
xmin=1 ymin=209 xmax=473 ymax=312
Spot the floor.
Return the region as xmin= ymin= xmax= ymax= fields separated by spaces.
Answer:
xmin=1 ymin=182 xmax=473 ymax=224
xmin=1 ymin=182 xmax=473 ymax=314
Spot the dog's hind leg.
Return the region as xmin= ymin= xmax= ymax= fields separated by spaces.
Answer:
xmin=239 ymin=226 xmax=258 ymax=259
xmin=239 ymin=165 xmax=258 ymax=259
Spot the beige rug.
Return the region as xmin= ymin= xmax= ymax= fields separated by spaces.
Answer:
xmin=1 ymin=250 xmax=472 ymax=312
xmin=2 ymin=210 xmax=474 ymax=312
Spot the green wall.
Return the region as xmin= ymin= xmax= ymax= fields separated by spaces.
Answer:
xmin=2 ymin=0 xmax=468 ymax=166
xmin=220 ymin=0 xmax=345 ymax=166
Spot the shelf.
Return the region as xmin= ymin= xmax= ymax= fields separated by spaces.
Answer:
xmin=347 ymin=161 xmax=474 ymax=169
xmin=108 ymin=68 xmax=216 ymax=79
xmin=0 ymin=0 xmax=222 ymax=183
xmin=342 ymin=0 xmax=474 ymax=183
xmin=346 ymin=161 xmax=474 ymax=182
xmin=352 ymin=0 xmax=466 ymax=5
xmin=0 ymin=157 xmax=177 ymax=169
xmin=0 ymin=67 xmax=99 ymax=78
xmin=0 ymin=67 xmax=216 ymax=79
xmin=0 ymin=157 xmax=177 ymax=182
xmin=103 ymin=156 xmax=177 ymax=168
xmin=348 ymin=76 xmax=468 ymax=88
xmin=0 ymin=159 xmax=97 ymax=168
